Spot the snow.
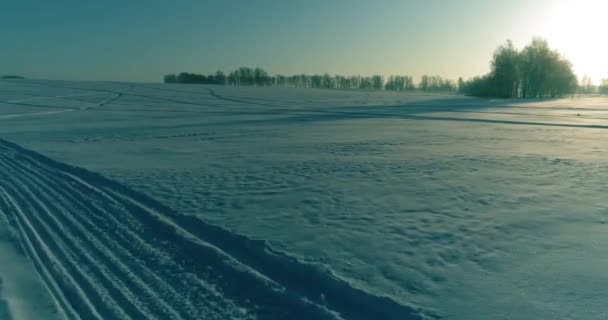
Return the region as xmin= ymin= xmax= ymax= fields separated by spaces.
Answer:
xmin=0 ymin=207 xmax=63 ymax=320
xmin=1 ymin=79 xmax=607 ymax=319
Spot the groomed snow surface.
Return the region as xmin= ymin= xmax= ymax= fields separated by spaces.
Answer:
xmin=0 ymin=80 xmax=607 ymax=319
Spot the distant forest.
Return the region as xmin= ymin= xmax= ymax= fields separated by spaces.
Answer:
xmin=164 ymin=69 xmax=456 ymax=92
xmin=600 ymin=81 xmax=608 ymax=94
xmin=1 ymin=75 xmax=25 ymax=79
xmin=165 ymin=38 xmax=608 ymax=98
xmin=581 ymin=77 xmax=608 ymax=95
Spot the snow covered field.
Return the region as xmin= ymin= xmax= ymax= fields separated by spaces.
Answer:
xmin=1 ymin=79 xmax=607 ymax=319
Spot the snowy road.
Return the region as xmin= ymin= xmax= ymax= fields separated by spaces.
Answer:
xmin=0 ymin=139 xmax=426 ymax=320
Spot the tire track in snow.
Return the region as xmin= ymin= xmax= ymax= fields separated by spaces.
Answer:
xmin=0 ymin=141 xmax=331 ymax=319
xmin=0 ymin=158 xmax=177 ymax=319
xmin=0 ymin=187 xmax=97 ymax=320
xmin=17 ymin=81 xmax=261 ymax=109
xmin=0 ymin=109 xmax=74 ymax=119
xmin=0 ymin=139 xmax=432 ymax=320
xmin=0 ymin=147 xmax=259 ymax=319
xmin=84 ymin=92 xmax=123 ymax=110
xmin=5 ymin=94 xmax=96 ymax=104
xmin=0 ymin=93 xmax=122 ymax=120
xmin=0 ymin=278 xmax=12 ymax=320
xmin=205 ymin=88 xmax=280 ymax=108
xmin=0 ymin=154 xmax=201 ymax=319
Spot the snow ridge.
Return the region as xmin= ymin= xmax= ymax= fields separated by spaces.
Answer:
xmin=0 ymin=138 xmax=432 ymax=320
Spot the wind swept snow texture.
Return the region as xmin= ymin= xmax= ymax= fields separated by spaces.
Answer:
xmin=1 ymin=79 xmax=608 ymax=319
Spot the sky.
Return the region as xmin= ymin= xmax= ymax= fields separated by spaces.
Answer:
xmin=1 ymin=0 xmax=607 ymax=83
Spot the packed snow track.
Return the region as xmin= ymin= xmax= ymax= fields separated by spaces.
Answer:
xmin=0 ymin=138 xmax=428 ymax=320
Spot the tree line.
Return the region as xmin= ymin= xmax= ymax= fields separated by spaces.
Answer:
xmin=164 ymin=39 xmax=607 ymax=98
xmin=602 ymin=80 xmax=608 ymax=94
xmin=578 ymin=76 xmax=608 ymax=95
xmin=164 ymin=68 xmax=455 ymax=92
xmin=1 ymin=75 xmax=25 ymax=79
xmin=459 ymin=38 xmax=578 ymax=98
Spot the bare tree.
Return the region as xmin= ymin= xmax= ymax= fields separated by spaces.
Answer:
xmin=461 ymin=38 xmax=577 ymax=98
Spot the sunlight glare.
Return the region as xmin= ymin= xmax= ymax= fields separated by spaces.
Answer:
xmin=537 ymin=0 xmax=608 ymax=84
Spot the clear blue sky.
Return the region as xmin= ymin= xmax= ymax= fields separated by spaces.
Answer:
xmin=2 ymin=0 xmax=605 ymax=82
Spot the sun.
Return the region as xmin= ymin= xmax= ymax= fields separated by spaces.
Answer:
xmin=535 ymin=0 xmax=608 ymax=84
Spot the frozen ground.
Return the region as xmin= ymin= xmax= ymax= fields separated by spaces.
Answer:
xmin=0 ymin=79 xmax=607 ymax=319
